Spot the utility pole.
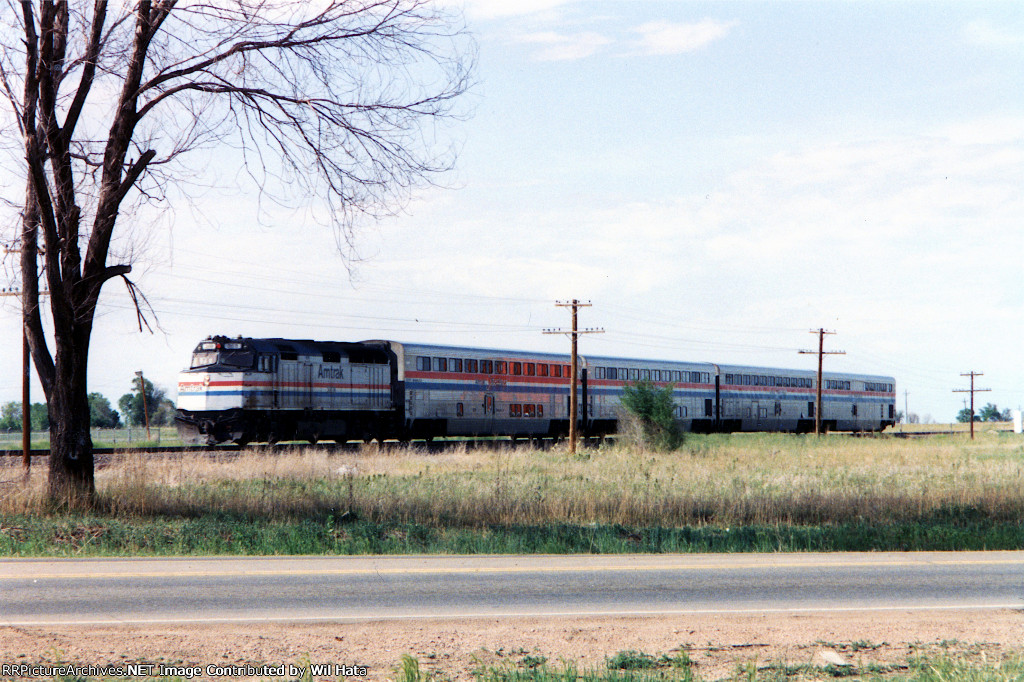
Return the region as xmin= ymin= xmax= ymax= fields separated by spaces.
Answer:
xmin=953 ymin=371 xmax=991 ymax=440
xmin=135 ymin=370 xmax=152 ymax=441
xmin=798 ymin=329 xmax=845 ymax=436
xmin=903 ymin=389 xmax=910 ymax=432
xmin=4 ymin=242 xmax=46 ymax=473
xmin=544 ymin=300 xmax=603 ymax=454
xmin=1 ymin=287 xmax=32 ymax=471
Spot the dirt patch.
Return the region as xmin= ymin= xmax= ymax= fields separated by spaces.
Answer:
xmin=2 ymin=609 xmax=1022 ymax=680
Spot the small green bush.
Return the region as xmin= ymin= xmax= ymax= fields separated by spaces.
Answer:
xmin=619 ymin=380 xmax=684 ymax=451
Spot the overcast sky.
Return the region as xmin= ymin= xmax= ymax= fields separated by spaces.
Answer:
xmin=2 ymin=0 xmax=1023 ymax=423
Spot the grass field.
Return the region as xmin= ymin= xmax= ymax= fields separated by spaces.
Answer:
xmin=1 ymin=431 xmax=1023 ymax=555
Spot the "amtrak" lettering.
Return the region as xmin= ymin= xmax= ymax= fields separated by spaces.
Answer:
xmin=318 ymin=365 xmax=344 ymax=380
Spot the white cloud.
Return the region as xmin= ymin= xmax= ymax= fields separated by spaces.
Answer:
xmin=516 ymin=30 xmax=613 ymax=61
xmin=630 ymin=19 xmax=737 ymax=56
xmin=964 ymin=19 xmax=1024 ymax=48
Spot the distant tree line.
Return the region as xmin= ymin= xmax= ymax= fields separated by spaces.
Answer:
xmin=957 ymin=403 xmax=1013 ymax=423
xmin=1 ymin=375 xmax=174 ymax=432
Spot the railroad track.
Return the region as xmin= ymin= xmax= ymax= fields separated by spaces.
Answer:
xmin=0 ymin=437 xmax=585 ymax=460
xmin=0 ymin=444 xmax=247 ymax=459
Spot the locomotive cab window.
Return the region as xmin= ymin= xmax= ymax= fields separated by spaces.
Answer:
xmin=219 ymin=349 xmax=254 ymax=368
xmin=191 ymin=351 xmax=218 ymax=368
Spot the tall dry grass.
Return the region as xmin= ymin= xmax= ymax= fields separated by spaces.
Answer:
xmin=3 ymin=432 xmax=1023 ymax=527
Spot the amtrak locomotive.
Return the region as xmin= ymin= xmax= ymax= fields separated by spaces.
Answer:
xmin=175 ymin=335 xmax=897 ymax=445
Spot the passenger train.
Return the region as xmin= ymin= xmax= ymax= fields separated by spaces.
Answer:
xmin=175 ymin=335 xmax=897 ymax=445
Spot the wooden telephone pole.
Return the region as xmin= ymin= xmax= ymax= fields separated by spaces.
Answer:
xmin=953 ymin=371 xmax=991 ymax=440
xmin=544 ymin=300 xmax=603 ymax=454
xmin=1 ymin=287 xmax=32 ymax=471
xmin=798 ymin=329 xmax=845 ymax=436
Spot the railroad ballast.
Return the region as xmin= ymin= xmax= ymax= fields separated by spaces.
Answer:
xmin=175 ymin=335 xmax=897 ymax=445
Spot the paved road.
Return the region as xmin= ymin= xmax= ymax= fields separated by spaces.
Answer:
xmin=1 ymin=552 xmax=1021 ymax=625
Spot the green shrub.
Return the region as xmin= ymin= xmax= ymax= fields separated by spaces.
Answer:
xmin=619 ymin=380 xmax=684 ymax=451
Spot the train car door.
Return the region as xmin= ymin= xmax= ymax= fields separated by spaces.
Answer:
xmin=483 ymin=393 xmax=495 ymax=432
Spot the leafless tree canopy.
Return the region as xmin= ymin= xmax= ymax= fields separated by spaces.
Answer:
xmin=0 ymin=0 xmax=474 ymax=504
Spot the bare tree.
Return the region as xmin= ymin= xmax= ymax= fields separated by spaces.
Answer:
xmin=0 ymin=0 xmax=474 ymax=506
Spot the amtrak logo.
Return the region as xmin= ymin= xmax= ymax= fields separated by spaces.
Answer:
xmin=318 ymin=366 xmax=344 ymax=379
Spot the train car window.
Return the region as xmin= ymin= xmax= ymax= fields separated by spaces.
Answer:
xmin=512 ymin=362 xmax=522 ymax=375
xmin=466 ymin=359 xmax=477 ymax=373
xmin=457 ymin=402 xmax=464 ymax=417
xmin=653 ymin=370 xmax=661 ymax=382
xmin=775 ymin=401 xmax=782 ymax=416
xmin=526 ymin=363 xmax=536 ymax=376
xmin=538 ymin=364 xmax=549 ymax=377
xmin=537 ymin=404 xmax=544 ymax=417
xmin=551 ymin=365 xmax=561 ymax=378
xmin=433 ymin=357 xmax=447 ymax=372
xmin=495 ymin=361 xmax=506 ymax=374
xmin=510 ymin=404 xmax=522 ymax=417
xmin=705 ymin=399 xmax=713 ymax=417
xmin=852 ymin=404 xmax=858 ymax=416
xmin=524 ymin=404 xmax=535 ymax=417
xmin=482 ymin=360 xmax=493 ymax=374
xmin=451 ymin=358 xmax=462 ymax=372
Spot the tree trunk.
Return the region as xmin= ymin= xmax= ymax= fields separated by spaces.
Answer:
xmin=46 ymin=337 xmax=95 ymax=507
